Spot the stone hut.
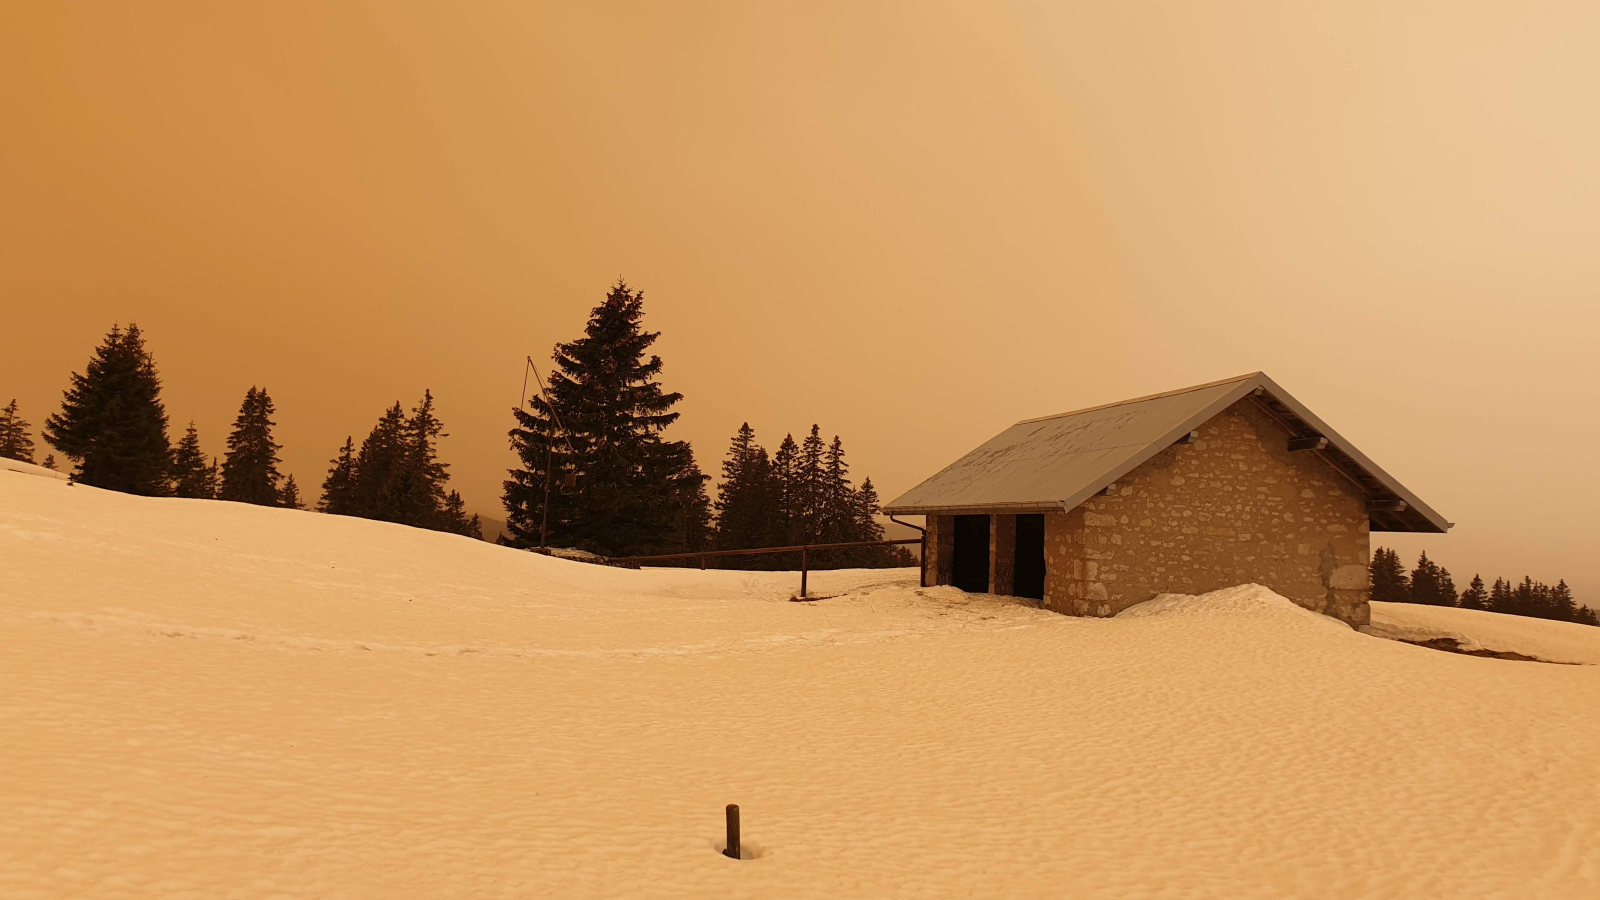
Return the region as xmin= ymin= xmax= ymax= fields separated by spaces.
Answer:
xmin=883 ymin=373 xmax=1449 ymax=626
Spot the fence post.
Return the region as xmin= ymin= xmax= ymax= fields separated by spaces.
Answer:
xmin=723 ymin=803 xmax=740 ymax=859
xmin=800 ymin=546 xmax=808 ymax=598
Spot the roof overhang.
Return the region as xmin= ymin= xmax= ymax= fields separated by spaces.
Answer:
xmin=883 ymin=372 xmax=1451 ymax=534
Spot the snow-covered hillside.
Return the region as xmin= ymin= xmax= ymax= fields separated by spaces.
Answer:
xmin=3 ymin=468 xmax=1599 ymax=898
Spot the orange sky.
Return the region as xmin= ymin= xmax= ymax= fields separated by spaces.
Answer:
xmin=4 ymin=2 xmax=1599 ymax=598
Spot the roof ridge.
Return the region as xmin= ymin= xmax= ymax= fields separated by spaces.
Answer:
xmin=1015 ymin=372 xmax=1263 ymax=425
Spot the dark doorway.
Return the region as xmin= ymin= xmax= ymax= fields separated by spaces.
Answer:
xmin=951 ymin=515 xmax=990 ymax=593
xmin=1014 ymin=514 xmax=1045 ymax=601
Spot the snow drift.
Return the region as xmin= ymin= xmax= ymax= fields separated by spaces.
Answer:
xmin=3 ymin=471 xmax=1599 ymax=898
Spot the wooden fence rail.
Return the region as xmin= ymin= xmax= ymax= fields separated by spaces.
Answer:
xmin=609 ymin=537 xmax=925 ymax=598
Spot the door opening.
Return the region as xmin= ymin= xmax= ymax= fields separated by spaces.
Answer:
xmin=951 ymin=515 xmax=990 ymax=593
xmin=1013 ymin=514 xmax=1045 ymax=601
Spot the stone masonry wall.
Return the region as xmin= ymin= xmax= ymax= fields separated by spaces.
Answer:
xmin=989 ymin=514 xmax=1016 ymax=597
xmin=1041 ymin=398 xmax=1372 ymax=625
xmin=924 ymin=514 xmax=954 ymax=587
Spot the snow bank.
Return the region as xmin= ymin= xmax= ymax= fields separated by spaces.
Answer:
xmin=1 ymin=458 xmax=69 ymax=482
xmin=4 ymin=472 xmax=1600 ymax=899
xmin=1369 ymin=601 xmax=1600 ymax=666
xmin=1118 ymin=582 xmax=1350 ymax=632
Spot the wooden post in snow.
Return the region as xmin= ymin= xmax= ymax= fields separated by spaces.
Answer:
xmin=723 ymin=804 xmax=740 ymax=859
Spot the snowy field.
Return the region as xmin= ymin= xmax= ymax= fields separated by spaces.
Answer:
xmin=3 ymin=464 xmax=1599 ymax=899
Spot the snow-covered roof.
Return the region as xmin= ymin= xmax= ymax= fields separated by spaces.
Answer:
xmin=883 ymin=372 xmax=1450 ymax=533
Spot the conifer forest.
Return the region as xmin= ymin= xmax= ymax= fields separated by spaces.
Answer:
xmin=1 ymin=284 xmax=1587 ymax=611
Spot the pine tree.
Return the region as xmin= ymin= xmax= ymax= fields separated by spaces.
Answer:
xmin=323 ymin=396 xmax=475 ymax=535
xmin=1369 ymin=547 xmax=1409 ymax=604
xmin=41 ymin=454 xmax=58 ymax=471
xmin=318 ymin=437 xmax=358 ymax=514
xmin=1513 ymin=576 xmax=1537 ymax=618
xmin=351 ymin=402 xmax=408 ymax=520
xmin=219 ymin=386 xmax=285 ymax=506
xmin=168 ymin=422 xmax=213 ymax=498
xmin=0 ymin=399 xmax=35 ymax=463
xmin=43 ymin=323 xmax=172 ymax=494
xmin=384 ymin=389 xmax=452 ymax=528
xmin=1437 ymin=567 xmax=1457 ymax=608
xmin=771 ymin=433 xmax=800 ymax=547
xmin=203 ymin=456 xmax=221 ymax=498
xmin=1407 ymin=552 xmax=1441 ymax=605
xmin=1550 ymin=580 xmax=1577 ymax=622
xmin=1488 ymin=577 xmax=1514 ymax=614
xmin=1458 ymin=574 xmax=1488 ymax=611
xmin=1525 ymin=580 xmax=1550 ymax=619
xmin=1576 ymin=606 xmax=1599 ymax=627
xmin=652 ymin=439 xmax=712 ymax=554
xmin=440 ymin=490 xmax=483 ymax=539
xmin=714 ymin=423 xmax=778 ymax=556
xmin=795 ymin=425 xmax=826 ymax=542
xmin=822 ymin=435 xmax=852 ymax=542
xmin=850 ymin=477 xmax=915 ymax=568
xmin=279 ymin=474 xmax=305 ymax=509
xmin=503 ymin=280 xmax=709 ymax=556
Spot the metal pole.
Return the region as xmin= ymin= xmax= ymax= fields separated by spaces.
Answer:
xmin=723 ymin=804 xmax=740 ymax=859
xmin=539 ymin=439 xmax=553 ymax=552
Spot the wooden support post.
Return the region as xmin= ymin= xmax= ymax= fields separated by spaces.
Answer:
xmin=723 ymin=804 xmax=741 ymax=859
xmin=799 ymin=547 xmax=808 ymax=598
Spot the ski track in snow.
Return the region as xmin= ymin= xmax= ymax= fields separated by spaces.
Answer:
xmin=3 ymin=469 xmax=1600 ymax=898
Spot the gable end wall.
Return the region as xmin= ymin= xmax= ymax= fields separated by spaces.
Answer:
xmin=1042 ymin=399 xmax=1372 ymax=625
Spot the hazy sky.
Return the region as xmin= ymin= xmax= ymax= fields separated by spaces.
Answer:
xmin=5 ymin=2 xmax=1599 ymax=598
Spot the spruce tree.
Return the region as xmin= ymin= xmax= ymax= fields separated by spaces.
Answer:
xmin=43 ymin=323 xmax=172 ymax=494
xmin=169 ymin=422 xmax=213 ymax=498
xmin=714 ymin=423 xmax=775 ymax=555
xmin=1488 ymin=577 xmax=1514 ymax=614
xmin=391 ymin=389 xmax=451 ymax=528
xmin=318 ymin=437 xmax=358 ymax=514
xmin=1459 ymin=574 xmax=1488 ymax=611
xmin=203 ymin=456 xmax=221 ymax=498
xmin=822 ymin=435 xmax=852 ymax=543
xmin=279 ymin=474 xmax=305 ymax=509
xmin=795 ymin=425 xmax=827 ymax=541
xmin=351 ymin=402 xmax=408 ymax=519
xmin=41 ymin=454 xmax=58 ymax=471
xmin=1408 ymin=552 xmax=1443 ymax=605
xmin=1577 ymin=606 xmax=1599 ymax=627
xmin=1437 ymin=567 xmax=1457 ymax=608
xmin=440 ymin=490 xmax=483 ymax=539
xmin=1369 ymin=547 xmax=1409 ymax=604
xmin=651 ymin=439 xmax=712 ymax=554
xmin=0 ymin=399 xmax=35 ymax=463
xmin=714 ymin=423 xmax=756 ymax=538
xmin=771 ymin=433 xmax=800 ymax=547
xmin=339 ymin=392 xmax=473 ymax=533
xmin=219 ymin=386 xmax=285 ymax=506
xmin=1550 ymin=580 xmax=1577 ymax=622
xmin=850 ymin=477 xmax=915 ymax=568
xmin=503 ymin=280 xmax=709 ymax=556
xmin=1513 ymin=576 xmax=1537 ymax=618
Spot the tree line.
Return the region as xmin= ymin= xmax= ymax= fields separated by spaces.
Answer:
xmin=1371 ymin=547 xmax=1597 ymax=626
xmin=712 ymin=422 xmax=912 ymax=568
xmin=6 ymin=322 xmax=479 ymax=539
xmin=501 ymin=280 xmax=908 ymax=567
